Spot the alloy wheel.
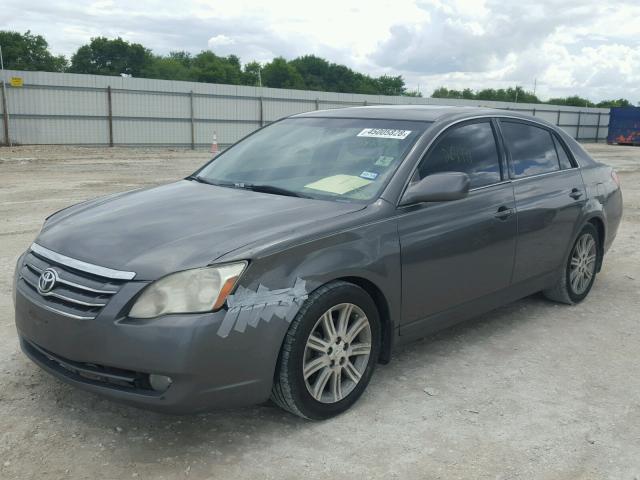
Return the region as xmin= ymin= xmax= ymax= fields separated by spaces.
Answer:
xmin=569 ymin=233 xmax=597 ymax=295
xmin=302 ymin=303 xmax=372 ymax=404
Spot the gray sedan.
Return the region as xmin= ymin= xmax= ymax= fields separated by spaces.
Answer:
xmin=13 ymin=106 xmax=623 ymax=419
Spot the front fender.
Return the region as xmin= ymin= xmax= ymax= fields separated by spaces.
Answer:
xmin=219 ymin=214 xmax=401 ymax=377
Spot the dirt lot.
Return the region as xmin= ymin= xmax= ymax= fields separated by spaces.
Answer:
xmin=1 ymin=144 xmax=639 ymax=479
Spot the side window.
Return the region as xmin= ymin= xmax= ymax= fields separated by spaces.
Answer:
xmin=500 ymin=121 xmax=560 ymax=178
xmin=417 ymin=121 xmax=501 ymax=189
xmin=553 ymin=135 xmax=574 ymax=169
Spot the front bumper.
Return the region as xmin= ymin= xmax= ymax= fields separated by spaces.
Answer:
xmin=14 ymin=261 xmax=289 ymax=414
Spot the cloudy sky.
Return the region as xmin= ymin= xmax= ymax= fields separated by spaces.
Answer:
xmin=2 ymin=0 xmax=639 ymax=102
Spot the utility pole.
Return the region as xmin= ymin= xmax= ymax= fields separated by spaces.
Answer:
xmin=257 ymin=67 xmax=262 ymax=88
xmin=0 ymin=45 xmax=10 ymax=147
xmin=533 ymin=78 xmax=537 ymax=97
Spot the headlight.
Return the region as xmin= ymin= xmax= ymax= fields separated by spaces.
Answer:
xmin=129 ymin=262 xmax=247 ymax=319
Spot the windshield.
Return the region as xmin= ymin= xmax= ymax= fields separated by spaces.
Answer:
xmin=195 ymin=117 xmax=430 ymax=202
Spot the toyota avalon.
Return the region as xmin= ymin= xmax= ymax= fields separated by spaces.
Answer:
xmin=13 ymin=106 xmax=623 ymax=419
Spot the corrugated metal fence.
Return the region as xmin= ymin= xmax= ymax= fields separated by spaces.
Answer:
xmin=1 ymin=69 xmax=610 ymax=147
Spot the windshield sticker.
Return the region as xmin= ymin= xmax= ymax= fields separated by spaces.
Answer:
xmin=357 ymin=128 xmax=412 ymax=140
xmin=374 ymin=155 xmax=394 ymax=167
xmin=360 ymin=171 xmax=378 ymax=180
xmin=305 ymin=175 xmax=372 ymax=195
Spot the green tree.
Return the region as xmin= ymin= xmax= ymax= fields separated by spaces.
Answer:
xmin=261 ymin=57 xmax=305 ymax=89
xmin=191 ymin=51 xmax=243 ymax=84
xmin=432 ymin=85 xmax=541 ymax=103
xmin=290 ymin=55 xmax=330 ymax=90
xmin=507 ymin=86 xmax=540 ymax=103
xmin=492 ymin=89 xmax=509 ymax=102
xmin=547 ymin=95 xmax=595 ymax=107
xmin=143 ymin=52 xmax=194 ymax=81
xmin=242 ymin=61 xmax=262 ymax=86
xmin=326 ymin=64 xmax=357 ymax=92
xmin=432 ymin=87 xmax=463 ymax=99
xmin=432 ymin=87 xmax=450 ymax=98
xmin=596 ymin=98 xmax=632 ymax=108
xmin=376 ymin=75 xmax=405 ymax=95
xmin=352 ymin=73 xmax=380 ymax=94
xmin=287 ymin=55 xmax=407 ymax=95
xmin=167 ymin=51 xmax=193 ymax=68
xmin=475 ymin=88 xmax=497 ymax=101
xmin=461 ymin=88 xmax=474 ymax=100
xmin=69 ymin=37 xmax=153 ymax=76
xmin=0 ymin=30 xmax=67 ymax=71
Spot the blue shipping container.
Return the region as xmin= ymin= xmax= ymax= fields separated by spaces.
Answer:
xmin=607 ymin=107 xmax=640 ymax=145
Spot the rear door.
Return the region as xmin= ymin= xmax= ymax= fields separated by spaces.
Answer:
xmin=498 ymin=119 xmax=586 ymax=284
xmin=398 ymin=119 xmax=517 ymax=335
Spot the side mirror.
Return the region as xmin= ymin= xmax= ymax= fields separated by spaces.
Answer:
xmin=399 ymin=172 xmax=470 ymax=206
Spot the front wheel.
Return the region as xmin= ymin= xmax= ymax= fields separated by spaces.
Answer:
xmin=543 ymin=224 xmax=600 ymax=304
xmin=271 ymin=281 xmax=380 ymax=420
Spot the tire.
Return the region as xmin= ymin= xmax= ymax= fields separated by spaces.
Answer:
xmin=543 ymin=223 xmax=600 ymax=305
xmin=271 ymin=281 xmax=381 ymax=420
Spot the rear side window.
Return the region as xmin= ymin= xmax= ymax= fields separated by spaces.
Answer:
xmin=501 ymin=121 xmax=560 ymax=178
xmin=417 ymin=121 xmax=501 ymax=188
xmin=553 ymin=135 xmax=573 ymax=169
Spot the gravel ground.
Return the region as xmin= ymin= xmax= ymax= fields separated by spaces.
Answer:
xmin=0 ymin=144 xmax=639 ymax=480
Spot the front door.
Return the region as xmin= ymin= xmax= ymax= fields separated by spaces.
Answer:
xmin=398 ymin=119 xmax=517 ymax=335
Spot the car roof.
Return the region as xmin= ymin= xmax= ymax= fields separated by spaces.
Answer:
xmin=293 ymin=104 xmax=536 ymax=123
xmin=292 ymin=104 xmax=595 ymax=166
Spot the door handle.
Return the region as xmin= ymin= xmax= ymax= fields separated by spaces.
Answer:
xmin=494 ymin=205 xmax=514 ymax=220
xmin=569 ymin=188 xmax=583 ymax=200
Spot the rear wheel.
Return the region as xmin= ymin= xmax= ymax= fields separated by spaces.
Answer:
xmin=271 ymin=281 xmax=380 ymax=419
xmin=543 ymin=224 xmax=600 ymax=304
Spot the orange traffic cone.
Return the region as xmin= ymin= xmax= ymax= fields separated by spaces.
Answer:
xmin=210 ymin=131 xmax=219 ymax=155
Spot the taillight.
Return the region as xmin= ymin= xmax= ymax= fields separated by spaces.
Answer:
xmin=611 ymin=170 xmax=620 ymax=187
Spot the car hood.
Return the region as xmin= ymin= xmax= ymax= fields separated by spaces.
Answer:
xmin=36 ymin=180 xmax=365 ymax=280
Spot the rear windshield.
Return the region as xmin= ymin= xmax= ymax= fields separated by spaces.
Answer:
xmin=196 ymin=117 xmax=430 ymax=202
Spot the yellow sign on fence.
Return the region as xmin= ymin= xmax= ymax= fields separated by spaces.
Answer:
xmin=9 ymin=77 xmax=24 ymax=87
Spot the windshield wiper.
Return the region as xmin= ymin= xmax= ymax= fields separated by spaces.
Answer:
xmin=239 ymin=184 xmax=312 ymax=199
xmin=187 ymin=176 xmax=238 ymax=188
xmin=188 ymin=177 xmax=311 ymax=198
xmin=186 ymin=175 xmax=216 ymax=185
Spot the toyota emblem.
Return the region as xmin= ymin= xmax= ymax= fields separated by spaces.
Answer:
xmin=38 ymin=268 xmax=58 ymax=294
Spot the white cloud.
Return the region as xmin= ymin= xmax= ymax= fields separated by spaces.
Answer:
xmin=208 ymin=35 xmax=234 ymax=48
xmin=1 ymin=0 xmax=638 ymax=102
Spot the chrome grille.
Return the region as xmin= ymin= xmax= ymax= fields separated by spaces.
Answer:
xmin=18 ymin=246 xmax=131 ymax=320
